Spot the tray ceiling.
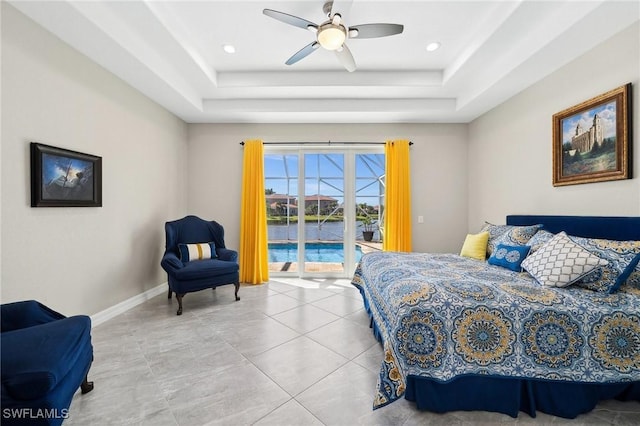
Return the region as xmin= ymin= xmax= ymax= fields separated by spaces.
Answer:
xmin=9 ymin=1 xmax=640 ymax=123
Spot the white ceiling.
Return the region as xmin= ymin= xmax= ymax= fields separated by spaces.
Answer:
xmin=10 ymin=0 xmax=640 ymax=124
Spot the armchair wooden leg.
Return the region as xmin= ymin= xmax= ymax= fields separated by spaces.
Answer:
xmin=80 ymin=375 xmax=94 ymax=394
xmin=175 ymin=294 xmax=184 ymax=315
xmin=167 ymin=285 xmax=172 ymax=299
xmin=234 ymin=281 xmax=240 ymax=301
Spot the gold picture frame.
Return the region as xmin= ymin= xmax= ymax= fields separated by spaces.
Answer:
xmin=552 ymin=83 xmax=631 ymax=186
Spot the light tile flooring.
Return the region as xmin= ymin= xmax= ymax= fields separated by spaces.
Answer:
xmin=67 ymin=278 xmax=640 ymax=425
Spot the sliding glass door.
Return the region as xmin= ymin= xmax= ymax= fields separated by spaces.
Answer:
xmin=265 ymin=147 xmax=384 ymax=278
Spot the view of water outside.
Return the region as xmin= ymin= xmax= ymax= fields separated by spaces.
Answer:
xmin=265 ymin=152 xmax=384 ymax=272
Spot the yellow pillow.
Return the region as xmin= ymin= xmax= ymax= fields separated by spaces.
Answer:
xmin=460 ymin=231 xmax=490 ymax=260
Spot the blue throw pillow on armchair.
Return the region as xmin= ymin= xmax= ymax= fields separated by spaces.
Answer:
xmin=488 ymin=243 xmax=531 ymax=272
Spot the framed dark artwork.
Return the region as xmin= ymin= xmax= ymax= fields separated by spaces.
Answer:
xmin=31 ymin=143 xmax=102 ymax=207
xmin=552 ymin=83 xmax=631 ymax=186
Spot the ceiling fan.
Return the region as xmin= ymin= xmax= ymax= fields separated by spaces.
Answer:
xmin=263 ymin=1 xmax=404 ymax=72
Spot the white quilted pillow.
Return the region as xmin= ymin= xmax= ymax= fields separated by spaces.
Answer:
xmin=521 ymin=232 xmax=608 ymax=288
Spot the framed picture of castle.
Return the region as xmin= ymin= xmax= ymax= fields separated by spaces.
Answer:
xmin=552 ymin=83 xmax=631 ymax=186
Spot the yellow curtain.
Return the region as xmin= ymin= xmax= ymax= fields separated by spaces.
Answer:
xmin=383 ymin=139 xmax=412 ymax=252
xmin=239 ymin=139 xmax=269 ymax=284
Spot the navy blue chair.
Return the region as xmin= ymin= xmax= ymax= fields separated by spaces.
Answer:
xmin=1 ymin=300 xmax=94 ymax=426
xmin=161 ymin=216 xmax=240 ymax=315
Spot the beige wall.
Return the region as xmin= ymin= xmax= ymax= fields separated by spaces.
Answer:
xmin=1 ymin=4 xmax=188 ymax=315
xmin=467 ymin=22 xmax=640 ymax=232
xmin=187 ymin=123 xmax=468 ymax=254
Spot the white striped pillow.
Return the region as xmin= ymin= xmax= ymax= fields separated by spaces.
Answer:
xmin=178 ymin=242 xmax=217 ymax=262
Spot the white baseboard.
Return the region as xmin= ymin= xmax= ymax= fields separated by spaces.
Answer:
xmin=91 ymin=282 xmax=167 ymax=327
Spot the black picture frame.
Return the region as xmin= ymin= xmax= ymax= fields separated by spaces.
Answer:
xmin=31 ymin=142 xmax=102 ymax=207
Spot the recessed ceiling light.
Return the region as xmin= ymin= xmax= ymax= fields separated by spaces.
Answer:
xmin=426 ymin=42 xmax=441 ymax=52
xmin=222 ymin=44 xmax=236 ymax=54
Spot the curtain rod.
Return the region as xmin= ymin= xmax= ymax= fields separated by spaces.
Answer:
xmin=239 ymin=141 xmax=412 ymax=146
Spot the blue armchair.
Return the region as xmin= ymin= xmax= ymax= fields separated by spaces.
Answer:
xmin=1 ymin=300 xmax=94 ymax=426
xmin=161 ymin=215 xmax=240 ymax=315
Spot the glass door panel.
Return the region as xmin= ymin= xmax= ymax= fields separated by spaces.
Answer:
xmin=303 ymin=154 xmax=345 ymax=274
xmin=265 ymin=154 xmax=299 ymax=273
xmin=355 ymin=153 xmax=385 ymax=259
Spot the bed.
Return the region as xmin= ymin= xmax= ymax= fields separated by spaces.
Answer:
xmin=352 ymin=215 xmax=640 ymax=418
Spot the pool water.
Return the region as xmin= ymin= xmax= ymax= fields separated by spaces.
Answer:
xmin=268 ymin=243 xmax=363 ymax=263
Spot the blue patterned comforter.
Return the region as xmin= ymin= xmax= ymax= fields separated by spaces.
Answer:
xmin=351 ymin=252 xmax=640 ymax=408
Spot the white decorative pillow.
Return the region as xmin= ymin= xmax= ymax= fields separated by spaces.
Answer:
xmin=521 ymin=232 xmax=608 ymax=288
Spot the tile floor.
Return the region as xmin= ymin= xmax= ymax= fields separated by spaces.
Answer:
xmin=67 ymin=278 xmax=640 ymax=425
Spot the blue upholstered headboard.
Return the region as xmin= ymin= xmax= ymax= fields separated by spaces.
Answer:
xmin=506 ymin=215 xmax=640 ymax=241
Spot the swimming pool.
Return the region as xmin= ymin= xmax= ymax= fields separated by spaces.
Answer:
xmin=268 ymin=243 xmax=363 ymax=263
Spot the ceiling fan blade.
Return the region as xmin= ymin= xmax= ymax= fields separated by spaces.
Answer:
xmin=263 ymin=9 xmax=318 ymax=31
xmin=335 ymin=44 xmax=356 ymax=72
xmin=349 ymin=23 xmax=404 ymax=39
xmin=286 ymin=42 xmax=320 ymax=65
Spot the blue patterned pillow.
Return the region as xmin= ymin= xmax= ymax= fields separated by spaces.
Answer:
xmin=568 ymin=235 xmax=640 ymax=293
xmin=627 ymin=269 xmax=640 ymax=287
xmin=178 ymin=242 xmax=217 ymax=262
xmin=480 ymin=222 xmax=512 ymax=257
xmin=527 ymin=230 xmax=555 ymax=253
xmin=488 ymin=244 xmax=531 ymax=272
xmin=608 ymin=253 xmax=640 ymax=293
xmin=621 ymin=269 xmax=640 ymax=296
xmin=480 ymin=222 xmax=542 ymax=258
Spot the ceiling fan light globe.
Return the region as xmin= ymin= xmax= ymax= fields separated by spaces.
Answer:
xmin=318 ymin=25 xmax=346 ymax=50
